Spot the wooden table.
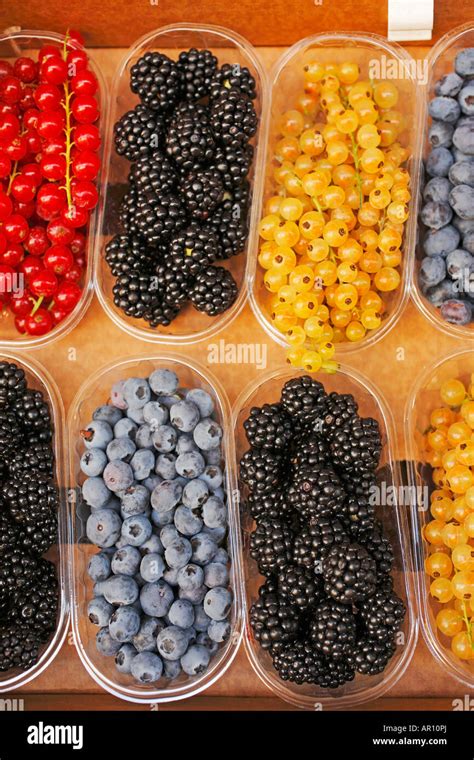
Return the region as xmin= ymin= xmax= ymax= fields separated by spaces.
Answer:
xmin=3 ymin=45 xmax=471 ymax=711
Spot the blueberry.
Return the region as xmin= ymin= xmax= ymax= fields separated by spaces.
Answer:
xmin=103 ymin=461 xmax=134 ymax=492
xmin=453 ymin=215 xmax=474 ymax=234
xmin=135 ymin=424 xmax=154 ymax=450
xmin=140 ymin=552 xmax=166 ymax=583
xmin=114 ymin=418 xmax=138 ymax=441
xmin=165 ymin=537 xmax=193 ymax=569
xmin=143 ymin=475 xmax=162 ymax=493
xmin=102 ymin=575 xmax=139 ymax=606
xmin=123 ymin=377 xmax=151 ymax=410
xmin=423 ymin=225 xmax=460 ymax=256
xmin=170 ymin=400 xmax=200 ymax=433
xmin=458 ymin=84 xmax=474 ymax=116
xmin=429 ymin=120 xmax=454 ymax=148
xmin=196 ymin=632 xmax=219 ymax=655
xmin=157 ymin=625 xmax=190 ymax=661
xmin=211 ymin=486 xmax=225 ymax=501
xmin=93 ymin=404 xmax=123 ymax=426
xmin=152 ymin=425 xmax=177 ymax=453
xmin=86 ymin=509 xmax=122 ymax=547
xmin=143 ymin=401 xmax=169 ymax=429
xmin=191 ymin=533 xmax=218 ymax=565
xmin=202 ymin=496 xmax=227 ymax=529
xmin=455 ymin=48 xmax=474 ymax=77
xmin=185 ymin=389 xmax=214 ymax=418
xmin=207 ymin=620 xmax=231 ymax=644
xmin=424 ymin=279 xmax=455 ymax=305
xmin=141 ymin=533 xmax=163 ymax=554
xmin=175 ymin=451 xmax=205 ymax=479
xmin=199 ymin=466 xmax=223 ymax=491
xmin=446 ymin=248 xmax=474 ymax=279
xmin=155 ymin=453 xmax=177 ymax=480
xmin=174 ymin=505 xmax=203 ymax=537
xmin=163 ymin=567 xmax=180 ymax=587
xmin=80 ymin=448 xmax=108 ymax=477
xmin=163 ymin=659 xmax=182 ymax=679
xmin=440 ymin=298 xmax=473 ymax=324
xmin=175 ymin=434 xmax=199 ymax=456
xmin=158 ymin=393 xmax=183 ymax=410
xmin=435 ymin=72 xmax=464 ymax=97
xmin=133 ymin=616 xmax=164 ymax=652
xmin=182 ymin=479 xmax=209 ymax=510
xmin=120 ymin=484 xmax=150 ymax=516
xmin=193 ymin=419 xmax=223 ymax=451
xmin=426 ymin=146 xmax=454 ymax=177
xmin=213 ymin=547 xmax=229 ymax=564
xmin=140 ymin=580 xmax=174 ymax=617
xmin=149 ymin=369 xmax=179 ymax=396
xmin=151 ymin=507 xmax=176 ymax=528
xmin=131 ymin=651 xmax=163 ymax=684
xmin=130 ymin=449 xmax=155 ymax=481
xmin=420 ymin=201 xmax=452 ymax=230
xmin=428 ymin=96 xmax=461 ymax=124
xmin=82 ymin=420 xmax=114 ymax=450
xmin=449 ymin=160 xmax=474 ymax=187
xmin=111 ymin=380 xmax=128 ymax=410
xmin=180 ymin=644 xmax=210 ymax=676
xmin=110 ymin=545 xmax=141 ymax=576
xmin=204 ymin=587 xmax=232 ymax=621
xmin=106 ymin=437 xmax=136 ymax=463
xmin=204 ymin=562 xmax=229 ymax=589
xmin=109 ymin=605 xmax=141 ymax=643
xmin=168 ymin=599 xmax=195 ymax=629
xmin=193 ymin=604 xmax=212 ymax=632
xmin=179 ymin=585 xmax=207 ymax=604
xmin=423 ymin=176 xmax=453 ymax=204
xmin=121 ymin=514 xmax=152 ymax=547
xmin=177 ymin=563 xmax=204 ymax=591
xmin=96 ymin=627 xmax=122 ymax=657
xmin=419 ymin=255 xmax=446 ymax=287
xmin=151 ymin=480 xmax=182 ymax=514
xmin=450 ymin=184 xmax=474 ymax=219
xmin=159 ymin=525 xmax=179 ymax=548
xmin=82 ymin=477 xmax=111 ymax=509
xmin=88 ymin=596 xmax=113 ymax=627
xmin=463 ymin=230 xmax=474 ymax=254
xmin=88 ymin=551 xmax=111 ymax=582
xmin=126 ymin=406 xmax=145 ymax=425
xmin=115 ymin=643 xmax=137 ymax=674
xmin=202 ymin=525 xmax=226 ymax=545
xmin=204 ymin=448 xmax=222 ymax=466
xmin=453 ymin=123 xmax=474 ymax=155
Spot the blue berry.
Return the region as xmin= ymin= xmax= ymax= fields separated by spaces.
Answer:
xmin=180 ymin=644 xmax=210 ymax=676
xmin=453 ymin=215 xmax=474 ymax=234
xmin=423 ymin=225 xmax=460 ymax=257
xmin=157 ymin=626 xmax=190 ymax=661
xmin=151 ymin=479 xmax=183 ymax=514
xmin=419 ymin=255 xmax=446 ymax=288
xmin=109 ymin=605 xmax=141 ymax=642
xmin=102 ymin=575 xmax=139 ymax=606
xmin=185 ymin=389 xmax=214 ymax=418
xmin=176 ymin=434 xmax=199 ymax=455
xmin=191 ymin=532 xmax=218 ymax=565
xmin=80 ymin=448 xmax=108 ymax=477
xmin=429 ymin=120 xmax=454 ymax=148
xmin=149 ymin=369 xmax=179 ymax=396
xmin=160 ymin=524 xmax=180 ymax=547
xmin=163 ymin=567 xmax=180 ymax=587
xmin=204 ymin=587 xmax=232 ymax=621
xmin=88 ymin=596 xmax=113 ymax=627
xmin=199 ymin=465 xmax=223 ymax=491
xmin=426 ymin=147 xmax=454 ymax=177
xmin=450 ymin=184 xmax=474 ymax=219
xmin=144 ymin=475 xmax=162 ymax=493
xmin=126 ymin=406 xmax=145 ymax=425
xmin=151 ymin=507 xmax=176 ymax=528
xmin=170 ymin=400 xmax=200 ymax=433
xmin=124 ymin=377 xmax=151 ymax=409
xmin=193 ymin=604 xmax=212 ymax=632
xmin=111 ymin=545 xmax=142 ymax=576
xmin=424 ymin=279 xmax=455 ymax=306
xmin=88 ymin=551 xmax=112 ymax=582
xmin=207 ymin=620 xmax=231 ymax=644
xmin=96 ymin=627 xmax=122 ymax=657
xmin=121 ymin=514 xmax=153 ymax=547
xmin=179 ymin=585 xmax=207 ymax=604
xmin=82 ymin=420 xmax=114 ymax=450
xmin=133 ymin=616 xmax=164 ymax=652
xmin=131 ymin=651 xmax=163 ymax=683
xmin=106 ymin=436 xmax=136 ymax=463
xmin=152 ymin=425 xmax=177 ymax=453
xmin=463 ymin=230 xmax=474 ymax=254
xmin=135 ymin=424 xmax=153 ymax=450
xmin=103 ymin=461 xmax=134 ymax=492
xmin=140 ymin=580 xmax=174 ymax=617
xmin=177 ymin=563 xmax=204 ymax=591
xmin=86 ymin=509 xmax=122 ymax=547
xmin=115 ymin=643 xmax=137 ymax=674
xmin=165 ymin=537 xmax=193 ymax=569
xmin=93 ymin=404 xmax=123 ymax=426
xmin=175 ymin=451 xmax=205 ymax=478
xmin=163 ymin=659 xmax=182 ymax=679
xmin=449 ymin=161 xmax=474 ymax=186
xmin=140 ymin=552 xmax=166 ymax=582
xmin=174 ymin=505 xmax=203 ymax=537
xmin=202 ymin=496 xmax=227 ymax=529
xmin=196 ymin=632 xmax=219 ymax=655
xmin=202 ymin=525 xmax=226 ymax=545
xmin=204 ymin=448 xmax=222 ymax=466
xmin=213 ymin=547 xmax=229 ymax=564
xmin=420 ymin=201 xmax=452 ymax=230
xmin=130 ymin=449 xmax=155 ymax=480
xmin=155 ymin=453 xmax=177 ymax=480
xmin=111 ymin=380 xmax=127 ymax=409
xmin=141 ymin=534 xmax=163 ymax=554
xmin=114 ymin=418 xmax=138 ymax=441
xmin=423 ymin=176 xmax=452 ymax=204
xmin=120 ymin=484 xmax=150 ymax=516
xmin=182 ymin=479 xmax=209 ymax=509
xmin=455 ymin=48 xmax=474 ymax=77
xmin=204 ymin=562 xmax=229 ymax=588
xmin=143 ymin=401 xmax=169 ymax=428
xmin=446 ymin=248 xmax=473 ymax=278
xmin=435 ymin=72 xmax=463 ymax=97
xmin=440 ymin=298 xmax=473 ymax=324
xmin=453 ymin=123 xmax=474 ymax=154
xmin=168 ymin=599 xmax=195 ymax=628
xmin=428 ymin=96 xmax=461 ymax=124
xmin=83 ymin=477 xmax=111 ymax=509
xmin=193 ymin=418 xmax=223 ymax=451
xmin=458 ymin=84 xmax=474 ymax=116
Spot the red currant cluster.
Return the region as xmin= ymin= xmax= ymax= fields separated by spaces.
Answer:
xmin=0 ymin=30 xmax=100 ymax=337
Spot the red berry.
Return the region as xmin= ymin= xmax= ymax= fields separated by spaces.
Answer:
xmin=0 ymin=76 xmax=22 ymax=105
xmin=36 ymin=183 xmax=67 ymax=217
xmin=67 ymin=30 xmax=85 ymax=48
xmin=0 ymin=191 xmax=13 ymax=222
xmin=73 ymin=123 xmax=100 ymax=152
xmin=11 ymin=174 xmax=36 ymax=203
xmin=72 ymin=150 xmax=100 ymax=181
xmin=23 ymin=108 xmax=40 ymax=130
xmin=10 ymin=292 xmax=33 ymax=316
xmin=63 ymin=262 xmax=83 ymax=283
xmin=61 ymin=205 xmax=89 ymax=228
xmin=71 ymin=95 xmax=98 ymax=124
xmin=55 ymin=281 xmax=82 ymax=312
xmin=15 ymin=315 xmax=28 ymax=333
xmin=71 ymin=179 xmax=98 ymax=210
xmin=0 ymin=103 xmax=18 ymax=117
xmin=13 ymin=200 xmax=35 ymax=220
xmin=41 ymin=136 xmax=66 ymax=157
xmin=24 ymin=129 xmax=42 ymax=155
xmin=0 ymin=232 xmax=6 ymax=256
xmin=25 ymin=226 xmax=49 ymax=256
xmin=13 ymin=57 xmax=38 ymax=84
xmin=40 ymin=153 xmax=66 ymax=181
xmin=71 ymin=70 xmax=97 ymax=97
xmin=0 ymin=112 xmax=20 ymax=141
xmin=25 ymin=308 xmax=53 ymax=335
xmin=38 ymin=45 xmax=61 ymax=65
xmin=66 ymin=49 xmax=88 ymax=75
xmin=4 ymin=135 xmax=27 ymax=161
xmin=0 ymin=154 xmax=11 ymax=179
xmin=40 ymin=57 xmax=68 ymax=86
xmin=0 ymin=61 xmax=13 ymax=80
xmin=44 ymin=244 xmax=74 ymax=275
xmin=47 ymin=218 xmax=74 ymax=245
xmin=19 ymin=256 xmax=43 ymax=281
xmin=37 ymin=111 xmax=65 ymax=140
xmin=50 ymin=304 xmax=67 ymax=325
xmin=21 ymin=163 xmax=43 ymax=187
xmin=3 ymin=214 xmax=28 ymax=243
xmin=1 ymin=243 xmax=23 ymax=267
xmin=70 ymin=231 xmax=86 ymax=256
xmin=74 ymin=255 xmax=86 ymax=269
xmin=34 ymin=83 xmax=62 ymax=112
xmin=19 ymin=86 xmax=35 ymax=111
xmin=30 ymin=269 xmax=58 ymax=298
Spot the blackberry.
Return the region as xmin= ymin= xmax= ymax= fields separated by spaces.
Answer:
xmin=166 ymin=102 xmax=215 ymax=173
xmin=288 ymin=465 xmax=346 ymax=521
xmin=278 ymin=564 xmax=323 ymax=611
xmin=8 ymin=444 xmax=54 ymax=479
xmin=323 ymin=542 xmax=377 ymax=605
xmin=293 ymin=517 xmax=349 ymax=571
xmin=2 ymin=474 xmax=58 ymax=556
xmin=281 ymin=376 xmax=327 ymax=425
xmin=358 ymin=522 xmax=394 ymax=580
xmin=0 ymin=511 xmax=22 ymax=554
xmin=211 ymin=143 xmax=254 ymax=190
xmin=0 ymin=624 xmax=42 ymax=671
xmin=180 ymin=169 xmax=224 ymax=220
xmin=243 ymin=403 xmax=292 ymax=451
xmin=240 ymin=448 xmax=283 ymax=495
xmin=129 ymin=152 xmax=178 ymax=197
xmin=319 ymin=392 xmax=359 ymax=438
xmin=113 ymin=104 xmax=164 ymax=162
xmin=9 ymin=559 xmax=58 ymax=639
xmin=249 ymin=579 xmax=299 ymax=652
xmin=290 ymin=435 xmax=329 ymax=476
xmin=119 ymin=187 xmax=140 ymax=236
xmin=317 ymin=656 xmax=355 ymax=689
xmin=310 ymin=600 xmax=357 ymax=660
xmin=168 ymin=223 xmax=220 ymax=277
xmin=210 ymin=89 xmax=258 ymax=148
xmin=210 ymin=63 xmax=257 ymax=100
xmin=354 ymin=636 xmax=396 ymax=675
xmin=178 ymin=48 xmax=218 ymax=101
xmin=0 ymin=362 xmax=27 ymax=409
xmin=250 ymin=517 xmax=294 ymax=576
xmin=358 ymin=588 xmax=405 ymax=642
xmin=206 ymin=198 xmax=248 ymax=259
xmin=0 ymin=547 xmax=40 ymax=608
xmin=189 ymin=266 xmax=238 ymax=316
xmin=155 ymin=262 xmax=191 ymax=307
xmin=329 ymin=414 xmax=382 ymax=479
xmin=246 ymin=489 xmax=295 ymax=524
xmin=340 ymin=493 xmax=376 ymax=538
xmin=271 ymin=638 xmax=325 ymax=685
xmin=132 ymin=193 xmax=187 ymax=247
xmin=112 ymin=272 xmax=180 ymax=326
xmin=0 ymin=410 xmax=23 ymax=459
xmin=130 ymin=52 xmax=182 ymax=112
xmin=105 ymin=234 xmax=158 ymax=277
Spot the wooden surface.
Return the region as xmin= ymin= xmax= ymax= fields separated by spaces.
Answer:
xmin=1 ymin=44 xmax=472 ymax=710
xmin=1 ymin=0 xmax=473 ymax=48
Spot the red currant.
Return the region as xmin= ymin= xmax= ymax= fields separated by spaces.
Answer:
xmin=71 ymin=70 xmax=98 ymax=97
xmin=55 ymin=281 xmax=82 ymax=312
xmin=21 ymin=163 xmax=42 ymax=187
xmin=23 ymin=108 xmax=40 ymax=130
xmin=19 ymin=256 xmax=43 ymax=281
xmin=41 ymin=136 xmax=66 ymax=156
xmin=38 ymin=45 xmax=61 ymax=65
xmin=25 ymin=308 xmax=53 ymax=335
xmin=37 ymin=111 xmax=65 ymax=140
xmin=0 ymin=62 xmax=14 ymax=79
xmin=40 ymin=57 xmax=68 ymax=86
xmin=34 ymin=83 xmax=62 ymax=112
xmin=3 ymin=214 xmax=28 ymax=243
xmin=70 ymin=231 xmax=86 ymax=256
xmin=47 ymin=218 xmax=74 ymax=245
xmin=13 ymin=200 xmax=36 ymax=220
xmin=30 ymin=269 xmax=58 ymax=298
xmin=11 ymin=174 xmax=36 ymax=203
xmin=50 ymin=304 xmax=67 ymax=325
xmin=13 ymin=57 xmax=38 ymax=84
xmin=0 ymin=76 xmax=22 ymax=105
xmin=67 ymin=30 xmax=85 ymax=48
xmin=24 ymin=129 xmax=42 ymax=155
xmin=0 ymin=191 xmax=13 ymax=222
xmin=25 ymin=226 xmax=49 ymax=256
xmin=0 ymin=112 xmax=20 ymax=141
xmin=73 ymin=123 xmax=100 ymax=152
xmin=1 ymin=244 xmax=23 ymax=267
xmin=36 ymin=184 xmax=66 ymax=217
xmin=19 ymin=86 xmax=35 ymax=111
xmin=63 ymin=263 xmax=83 ymax=283
xmin=40 ymin=153 xmax=66 ymax=181
xmin=0 ymin=232 xmax=6 ymax=256
xmin=72 ymin=150 xmax=100 ymax=181
xmin=0 ymin=154 xmax=11 ymax=179
xmin=66 ymin=49 xmax=88 ymax=75
xmin=14 ymin=315 xmax=28 ymax=334
xmin=72 ymin=179 xmax=98 ymax=210
xmin=0 ymin=103 xmax=18 ymax=117
xmin=4 ymin=135 xmax=27 ymax=161
xmin=10 ymin=292 xmax=33 ymax=316
xmin=60 ymin=205 xmax=89 ymax=228
xmin=71 ymin=95 xmax=98 ymax=124
xmin=44 ymin=244 xmax=74 ymax=275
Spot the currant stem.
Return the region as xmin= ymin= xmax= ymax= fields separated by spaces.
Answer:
xmin=350 ymin=133 xmax=363 ymax=210
xmin=30 ymin=295 xmax=44 ymax=316
xmin=461 ymin=600 xmax=474 ymax=650
xmin=61 ymin=30 xmax=74 ymax=211
xmin=6 ymin=160 xmax=18 ymax=196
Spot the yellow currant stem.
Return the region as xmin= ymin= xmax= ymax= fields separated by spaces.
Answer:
xmin=30 ymin=295 xmax=44 ymax=316
xmin=312 ymin=196 xmax=323 ymax=214
xmin=378 ymin=209 xmax=386 ymax=233
xmin=47 ymin=300 xmax=55 ymax=311
xmin=61 ymin=81 xmax=74 ymax=210
xmin=6 ymin=160 xmax=18 ymax=196
xmin=350 ymin=132 xmax=363 ymax=209
xmin=461 ymin=600 xmax=474 ymax=649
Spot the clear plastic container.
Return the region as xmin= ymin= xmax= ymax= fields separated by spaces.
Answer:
xmin=0 ymin=351 xmax=69 ymax=692
xmin=67 ymin=353 xmax=243 ymax=703
xmin=248 ymin=32 xmax=423 ymax=355
xmin=0 ymin=29 xmax=107 ymax=350
xmin=95 ymin=24 xmax=268 ymax=345
xmin=405 ymin=348 xmax=474 ymax=689
xmin=413 ymin=23 xmax=474 ymax=340
xmin=233 ymin=365 xmax=417 ymax=709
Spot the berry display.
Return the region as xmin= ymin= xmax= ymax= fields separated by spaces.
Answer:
xmin=79 ymin=368 xmax=233 ymax=685
xmin=0 ymin=31 xmax=101 ymax=337
xmin=0 ymin=361 xmax=59 ymax=673
xmin=242 ymin=376 xmax=404 ymax=689
xmin=257 ymin=61 xmax=412 ymax=372
xmin=109 ymin=47 xmax=258 ymax=329
xmin=420 ymin=48 xmax=474 ymax=328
